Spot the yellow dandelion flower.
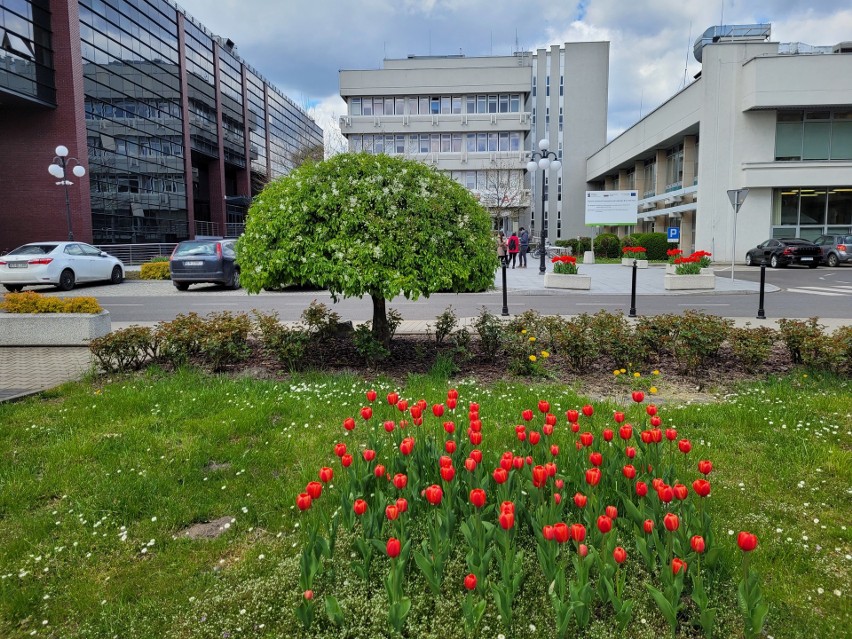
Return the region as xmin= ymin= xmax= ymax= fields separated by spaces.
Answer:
xmin=529 ymin=336 xmax=536 ymax=342
xmin=613 ymin=370 xmax=620 ymax=376
xmin=620 ymin=368 xmax=626 ymax=374
xmin=521 ymin=329 xmax=527 ymax=335
xmin=652 ymin=370 xmax=660 ymax=376
xmin=529 ymin=355 xmax=537 ymax=362
xmin=650 ymin=386 xmax=658 ymax=394
xmin=803 ymin=374 xmax=808 ymax=378
xmin=541 ymin=350 xmax=550 ymax=358
xmin=633 ymin=372 xmax=640 ymax=378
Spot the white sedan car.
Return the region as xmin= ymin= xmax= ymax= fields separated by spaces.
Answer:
xmin=0 ymin=242 xmax=125 ymax=292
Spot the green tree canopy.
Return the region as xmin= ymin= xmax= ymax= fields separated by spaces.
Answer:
xmin=236 ymin=153 xmax=497 ymax=344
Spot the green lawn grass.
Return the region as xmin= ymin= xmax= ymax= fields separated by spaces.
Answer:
xmin=0 ymin=369 xmax=848 ymax=638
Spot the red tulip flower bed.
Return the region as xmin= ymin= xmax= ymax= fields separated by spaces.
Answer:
xmin=294 ymin=388 xmax=765 ymax=637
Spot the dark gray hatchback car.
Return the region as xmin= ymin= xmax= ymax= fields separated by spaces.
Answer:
xmin=813 ymin=234 xmax=852 ymax=267
xmin=169 ymin=239 xmax=240 ymax=290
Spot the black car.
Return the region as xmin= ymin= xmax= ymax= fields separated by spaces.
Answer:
xmin=813 ymin=234 xmax=852 ymax=267
xmin=169 ymin=239 xmax=240 ymax=290
xmin=745 ymin=238 xmax=821 ymax=268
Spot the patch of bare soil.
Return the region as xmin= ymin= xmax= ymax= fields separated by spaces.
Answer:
xmin=179 ymin=516 xmax=236 ymax=540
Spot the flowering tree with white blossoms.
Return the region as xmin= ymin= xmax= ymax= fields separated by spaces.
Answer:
xmin=236 ymin=153 xmax=496 ymax=346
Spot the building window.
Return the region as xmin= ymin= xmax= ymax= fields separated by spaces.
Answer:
xmin=431 ymin=97 xmax=440 ymax=114
xmin=452 ymin=96 xmax=462 ymax=114
xmin=407 ymin=97 xmax=418 ymax=115
xmin=775 ymin=110 xmax=852 ymax=161
xmin=441 ymin=96 xmax=451 ymax=114
xmin=772 ymin=187 xmax=852 ymax=239
xmin=350 ymin=98 xmax=361 ymax=116
xmin=488 ymin=95 xmax=497 ymax=114
xmin=499 ymin=95 xmax=509 ymax=113
xmin=362 ymin=99 xmax=372 ymax=116
xmin=510 ymin=94 xmax=520 ymax=112
xmin=419 ymin=96 xmax=429 ymax=114
xmin=466 ymin=96 xmax=476 ymax=114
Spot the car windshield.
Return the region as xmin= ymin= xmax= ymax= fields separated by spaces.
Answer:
xmin=7 ymin=244 xmax=59 ymax=256
xmin=174 ymin=242 xmax=217 ymax=256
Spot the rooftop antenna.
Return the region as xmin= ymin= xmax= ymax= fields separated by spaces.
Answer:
xmin=383 ymin=41 xmax=387 ymax=59
xmin=490 ymin=30 xmax=493 ymax=56
xmin=429 ymin=30 xmax=431 ymax=55
xmin=681 ymin=22 xmax=692 ymax=89
xmin=515 ymin=29 xmax=519 ymax=53
xmin=719 ymin=0 xmax=724 ymax=27
xmin=639 ymin=89 xmax=644 ymax=120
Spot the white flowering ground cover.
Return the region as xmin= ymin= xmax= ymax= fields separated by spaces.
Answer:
xmin=0 ymin=369 xmax=848 ymax=638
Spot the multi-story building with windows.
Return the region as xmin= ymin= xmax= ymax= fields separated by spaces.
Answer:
xmin=339 ymin=43 xmax=608 ymax=240
xmin=0 ymin=0 xmax=322 ymax=251
xmin=586 ymin=25 xmax=852 ymax=261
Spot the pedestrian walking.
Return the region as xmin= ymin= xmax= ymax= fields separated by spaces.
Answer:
xmin=518 ymin=227 xmax=529 ymax=267
xmin=496 ymin=231 xmax=508 ymax=266
xmin=507 ymin=231 xmax=520 ymax=268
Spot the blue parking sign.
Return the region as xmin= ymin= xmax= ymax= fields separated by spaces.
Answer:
xmin=667 ymin=227 xmax=680 ymax=242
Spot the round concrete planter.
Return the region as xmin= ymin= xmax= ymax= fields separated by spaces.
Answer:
xmin=663 ymin=274 xmax=715 ymax=290
xmin=0 ymin=310 xmax=111 ymax=346
xmin=622 ymin=258 xmax=648 ymax=268
xmin=544 ymin=273 xmax=592 ymax=290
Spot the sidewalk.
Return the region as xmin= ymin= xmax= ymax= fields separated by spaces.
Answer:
xmin=0 ymin=264 xmax=847 ymax=402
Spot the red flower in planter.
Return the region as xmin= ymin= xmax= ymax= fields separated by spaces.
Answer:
xmin=353 ymin=498 xmax=367 ymax=515
xmin=464 ymin=573 xmax=477 ymax=591
xmin=366 ymin=389 xmax=377 ymax=402
xmin=296 ymin=493 xmax=312 ymax=511
xmin=554 ymin=522 xmax=570 ymax=544
xmin=387 ymin=392 xmax=399 ymax=406
xmin=566 ymin=409 xmax=579 ymax=423
xmin=698 ymin=460 xmax=713 ymax=475
xmin=306 ymin=481 xmax=322 ymax=499
xmin=386 ymin=537 xmax=401 ymax=558
xmin=613 ymin=547 xmax=627 ymax=564
xmin=692 ymin=479 xmax=711 ymax=497
xmin=319 ymin=466 xmax=334 ymax=483
xmin=424 ymin=484 xmax=443 ymax=506
xmin=393 ymin=473 xmax=407 ymax=490
xmin=597 ymin=515 xmax=613 ymax=534
xmin=469 ymin=488 xmax=486 ymax=508
xmin=737 ymin=531 xmax=758 ymax=552
xmin=664 ymin=513 xmax=680 ymax=532
xmin=691 ymin=535 xmax=706 ymax=553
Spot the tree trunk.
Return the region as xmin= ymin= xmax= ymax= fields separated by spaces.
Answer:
xmin=371 ymin=294 xmax=390 ymax=348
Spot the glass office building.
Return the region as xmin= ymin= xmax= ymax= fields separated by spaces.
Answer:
xmin=0 ymin=0 xmax=322 ymax=250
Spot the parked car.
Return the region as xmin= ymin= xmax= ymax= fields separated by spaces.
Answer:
xmin=0 ymin=242 xmax=124 ymax=291
xmin=169 ymin=239 xmax=240 ymax=290
xmin=813 ymin=234 xmax=852 ymax=267
xmin=745 ymin=238 xmax=821 ymax=268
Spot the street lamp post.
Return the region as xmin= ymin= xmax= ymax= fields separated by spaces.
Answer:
xmin=526 ymin=139 xmax=562 ymax=274
xmin=48 ymin=145 xmax=87 ymax=241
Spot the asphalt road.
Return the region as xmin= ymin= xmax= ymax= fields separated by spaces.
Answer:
xmin=31 ymin=264 xmax=852 ymax=323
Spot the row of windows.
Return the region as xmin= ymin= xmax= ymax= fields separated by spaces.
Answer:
xmin=350 ymin=94 xmax=524 ymax=117
xmin=448 ymin=170 xmax=524 ymax=192
xmin=90 ymin=173 xmax=185 ymax=194
xmin=776 ymin=110 xmax=852 ymax=161
xmin=85 ymin=97 xmax=182 ymax=121
xmin=88 ymin=133 xmax=184 ymax=158
xmin=773 ymin=187 xmax=852 ymax=228
xmin=349 ymin=132 xmax=524 ymax=155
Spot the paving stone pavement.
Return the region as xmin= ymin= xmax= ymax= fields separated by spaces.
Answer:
xmin=0 ymin=347 xmax=93 ymax=402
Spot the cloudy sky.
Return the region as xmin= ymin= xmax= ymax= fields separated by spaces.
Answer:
xmin=174 ymin=0 xmax=852 ymax=147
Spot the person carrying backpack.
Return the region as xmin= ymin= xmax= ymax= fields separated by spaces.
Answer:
xmin=507 ymin=231 xmax=520 ymax=268
xmin=518 ymin=227 xmax=529 ymax=267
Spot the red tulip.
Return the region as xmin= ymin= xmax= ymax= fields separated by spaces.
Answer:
xmin=574 ymin=492 xmax=587 ymax=508
xmin=737 ymin=531 xmax=758 ymax=552
xmin=341 ymin=454 xmax=353 ymax=467
xmin=657 ymin=485 xmax=674 ymax=503
xmin=603 ymin=428 xmax=614 ymax=441
xmin=442 ymin=439 xmax=456 ymax=454
xmin=532 ymin=465 xmax=548 ymax=488
xmin=691 ymin=535 xmax=706 ymax=554
xmin=362 ymin=449 xmax=376 ymax=462
xmin=578 ymin=543 xmax=589 ymax=557
xmin=538 ymin=400 xmax=550 ymax=413
xmin=651 ymin=429 xmax=662 ymax=443
xmin=366 ymin=389 xmax=377 ymax=402
xmin=344 ymin=417 xmax=357 ymax=431
xmin=543 ymin=524 xmax=555 ymax=540
xmin=334 ymin=442 xmax=347 ymax=457
xmin=650 ymin=415 xmax=662 ymax=427
xmin=632 ymin=390 xmax=644 ymax=403
xmin=566 ymin=409 xmax=579 ymax=423
xmin=499 ymin=510 xmax=515 ymax=530
xmin=386 ymin=537 xmax=401 ymax=558
xmin=646 ymin=404 xmax=657 ymax=416
xmin=393 ymin=473 xmax=407 ymax=490
xmin=447 ymin=388 xmax=459 ymax=400
xmin=619 ymin=424 xmax=633 ymax=440
xmin=613 ymin=411 xmax=625 ymax=423
xmin=625 ymin=446 xmax=636 ymax=459
xmin=399 ymin=437 xmax=414 ymax=455
xmin=545 ymin=413 xmax=557 ymax=426
xmin=470 ymin=449 xmax=483 ymax=464
xmin=543 ymin=423 xmax=554 ymax=436
xmin=692 ymin=479 xmax=711 ymax=497
xmin=385 ymin=504 xmax=399 ymax=521
xmin=383 ymin=420 xmax=395 ymax=433
xmin=582 ymin=404 xmax=594 ymax=417
xmin=360 ymin=407 xmax=372 ymax=421
xmin=585 ymin=467 xmax=601 ymax=486
xmin=570 ymin=523 xmax=587 ymax=542
xmin=589 ymin=452 xmax=603 ymax=467
xmin=492 ymin=467 xmax=508 ymax=484
xmin=635 ymin=481 xmax=648 ymax=497
xmin=304 ymin=589 xmax=313 ymax=600
xmin=410 ymin=405 xmax=422 ymax=419
xmin=529 ymin=431 xmax=541 ymax=445
xmin=296 ymin=493 xmax=312 ymax=511
xmin=306 ymin=481 xmax=322 ymax=499
xmin=469 ymin=488 xmax=486 ymax=508
xmin=554 ymin=522 xmax=569 ymax=543
xmin=597 ymin=515 xmax=613 ymax=534
xmin=580 ymin=432 xmax=594 ymax=447
xmin=522 ymin=409 xmax=534 ymax=421
xmin=641 ymin=430 xmax=653 ymax=444
xmin=500 ymin=501 xmax=515 ymax=514
xmin=613 ymin=546 xmax=627 ymax=564
xmin=555 ymin=479 xmax=564 ymax=489
xmin=665 ymin=428 xmax=678 ymax=441
xmin=663 ymin=513 xmax=680 ymax=532
xmin=469 ymin=430 xmax=483 ymax=445
xmin=443 ymin=420 xmax=455 ymax=434
xmin=387 ymin=392 xmax=399 ymax=405
xmin=425 ymin=484 xmax=443 ymax=505
xmin=374 ymin=464 xmax=386 ymax=478
xmin=570 ymin=422 xmax=580 ymax=433
xmin=513 ymin=456 xmax=524 ymax=470
xmin=469 ymin=401 xmax=479 ymax=412
xmin=446 ymin=397 xmax=457 ymax=409
xmin=550 ymin=444 xmax=559 ymax=456
xmin=672 ymin=557 xmax=687 ymax=574
xmin=606 ymin=505 xmax=618 ymax=520
xmin=432 ymin=403 xmax=444 ymax=417
xmin=395 ymin=497 xmax=408 ymax=513
xmin=464 ymin=458 xmax=476 ymax=472
xmin=673 ymin=483 xmax=689 ymax=500
xmin=698 ymin=460 xmax=713 ymax=475
xmin=643 ymin=519 xmax=654 ymax=534
xmin=353 ymin=498 xmax=367 ymax=515
xmin=440 ymin=465 xmax=456 ymax=483
xmin=464 ymin=573 xmax=477 ymax=591
xmin=545 ymin=462 xmax=557 ymax=477
xmin=678 ymin=439 xmax=692 ymax=454
xmin=319 ymin=466 xmax=333 ymax=483
xmin=397 ymin=399 xmax=408 ymax=412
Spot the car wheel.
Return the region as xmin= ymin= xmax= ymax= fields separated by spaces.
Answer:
xmin=745 ymin=253 xmax=753 ymax=266
xmin=3 ymin=284 xmax=23 ymax=292
xmin=770 ymin=255 xmax=780 ymax=269
xmin=827 ymin=253 xmax=839 ymax=267
xmin=228 ymin=268 xmax=241 ymax=290
xmin=110 ymin=265 xmax=123 ymax=284
xmin=174 ymin=282 xmax=190 ymax=291
xmin=59 ymin=269 xmax=75 ymax=291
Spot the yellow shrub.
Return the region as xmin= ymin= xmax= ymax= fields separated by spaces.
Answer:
xmin=1 ymin=292 xmax=103 ymax=314
xmin=140 ymin=261 xmax=171 ymax=280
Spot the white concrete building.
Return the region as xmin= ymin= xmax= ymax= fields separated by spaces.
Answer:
xmin=339 ymin=44 xmax=608 ymax=239
xmin=586 ymin=25 xmax=852 ymax=262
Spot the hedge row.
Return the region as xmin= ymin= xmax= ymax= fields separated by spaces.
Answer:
xmin=1 ymin=291 xmax=102 ymax=314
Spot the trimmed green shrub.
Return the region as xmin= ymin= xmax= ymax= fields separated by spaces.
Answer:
xmin=778 ymin=317 xmax=834 ymax=368
xmin=254 ymin=311 xmax=309 ymax=371
xmin=728 ymin=326 xmax=777 ymax=370
xmin=593 ymin=232 xmax=621 ymax=258
xmin=1 ymin=291 xmax=102 ymax=314
xmin=633 ymin=232 xmax=669 ymax=260
xmin=90 ymin=326 xmax=158 ymax=373
xmin=140 ymin=261 xmax=171 ymax=280
xmin=620 ymin=234 xmax=640 ymax=250
xmin=670 ymin=310 xmax=733 ymax=370
xmin=474 ymin=307 xmax=505 ymax=360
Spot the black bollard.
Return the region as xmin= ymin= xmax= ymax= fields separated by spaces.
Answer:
xmin=628 ymin=259 xmax=638 ymax=318
xmin=501 ymin=261 xmax=509 ymax=316
xmin=757 ymin=258 xmax=767 ymax=319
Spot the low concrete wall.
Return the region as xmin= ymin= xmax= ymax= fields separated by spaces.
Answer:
xmin=663 ymin=274 xmax=715 ymax=290
xmin=0 ymin=311 xmax=111 ymax=346
xmin=544 ymin=273 xmax=592 ymax=289
xmin=622 ymin=258 xmax=648 ymax=268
